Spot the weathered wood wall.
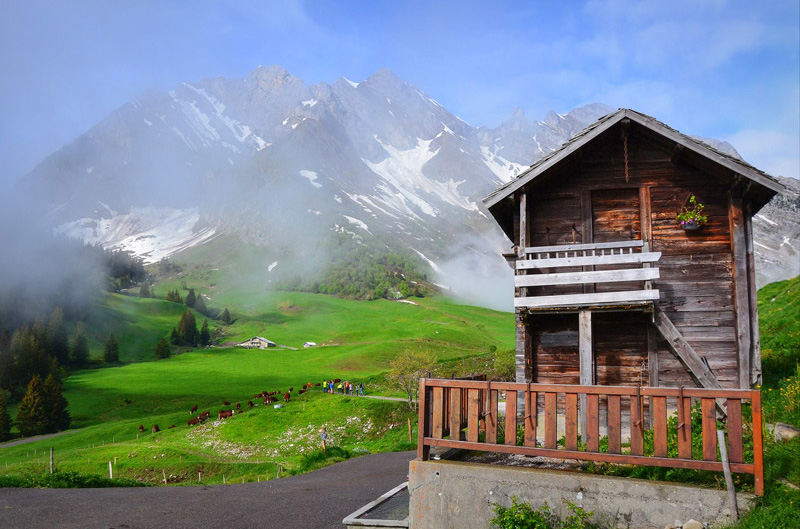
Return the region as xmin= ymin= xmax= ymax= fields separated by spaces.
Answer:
xmin=522 ymin=126 xmax=746 ymax=389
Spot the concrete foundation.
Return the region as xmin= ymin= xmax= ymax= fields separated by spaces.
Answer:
xmin=408 ymin=459 xmax=753 ymax=529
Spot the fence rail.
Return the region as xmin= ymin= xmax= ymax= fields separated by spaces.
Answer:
xmin=417 ymin=379 xmax=764 ymax=495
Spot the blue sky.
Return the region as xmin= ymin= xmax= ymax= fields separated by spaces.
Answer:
xmin=1 ymin=0 xmax=797 ymax=193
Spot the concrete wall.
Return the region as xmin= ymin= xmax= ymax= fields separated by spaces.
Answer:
xmin=408 ymin=460 xmax=753 ymax=529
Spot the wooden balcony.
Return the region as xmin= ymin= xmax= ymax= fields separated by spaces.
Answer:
xmin=515 ymin=240 xmax=661 ymax=311
xmin=417 ymin=378 xmax=764 ymax=495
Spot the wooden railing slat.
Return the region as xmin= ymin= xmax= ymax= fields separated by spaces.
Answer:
xmin=486 ymin=389 xmax=498 ymax=445
xmin=677 ymin=395 xmax=692 ymax=460
xmin=514 ymin=267 xmax=660 ymax=288
xmin=524 ymin=240 xmax=644 ymax=254
xmin=525 ymin=390 xmax=537 ymax=447
xmin=505 ymin=390 xmax=517 ymax=446
xmin=467 ymin=389 xmax=480 ymax=443
xmin=653 ymin=396 xmax=668 ymax=457
xmin=449 ymin=388 xmax=462 ymax=442
xmin=752 ymin=391 xmax=764 ymax=496
xmin=608 ymin=395 xmax=621 ymax=454
xmin=586 ymin=394 xmax=599 ymax=452
xmin=702 ymin=398 xmax=718 ymax=461
xmin=630 ymin=394 xmax=643 ymax=456
xmin=432 ymin=387 xmax=445 ymax=439
xmin=565 ymin=393 xmax=578 ymax=451
xmin=545 ymin=392 xmax=557 ymax=449
xmin=517 ymin=252 xmax=661 ymax=269
xmin=726 ymin=399 xmax=743 ymax=463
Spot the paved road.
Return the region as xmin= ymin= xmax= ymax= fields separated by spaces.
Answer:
xmin=0 ymin=450 xmax=415 ymax=529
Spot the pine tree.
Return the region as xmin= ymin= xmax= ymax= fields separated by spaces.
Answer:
xmin=103 ymin=333 xmax=120 ymax=363
xmin=139 ymin=283 xmax=151 ymax=297
xmin=170 ymin=327 xmax=180 ymax=345
xmin=70 ymin=322 xmax=89 ymax=366
xmin=42 ymin=373 xmax=70 ymax=432
xmin=47 ymin=308 xmax=69 ymax=366
xmin=194 ymin=295 xmax=207 ymax=315
xmin=16 ymin=374 xmax=47 ymax=436
xmin=199 ymin=319 xmax=211 ymax=347
xmin=221 ymin=307 xmax=232 ymax=325
xmin=177 ymin=310 xmax=198 ymax=347
xmin=0 ymin=391 xmax=11 ymax=442
xmin=184 ymin=289 xmax=197 ymax=308
xmin=155 ymin=338 xmax=171 ymax=359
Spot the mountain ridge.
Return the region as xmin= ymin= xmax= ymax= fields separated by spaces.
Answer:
xmin=11 ymin=66 xmax=797 ymax=308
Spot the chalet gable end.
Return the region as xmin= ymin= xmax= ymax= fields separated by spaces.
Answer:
xmin=483 ymin=108 xmax=788 ymax=392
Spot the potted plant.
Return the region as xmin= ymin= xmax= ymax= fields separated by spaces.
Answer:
xmin=677 ymin=194 xmax=707 ymax=230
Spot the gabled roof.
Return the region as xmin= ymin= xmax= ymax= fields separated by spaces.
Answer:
xmin=483 ymin=108 xmax=787 ymax=211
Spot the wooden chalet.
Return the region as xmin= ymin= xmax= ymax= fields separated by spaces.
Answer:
xmin=483 ymin=108 xmax=787 ymax=392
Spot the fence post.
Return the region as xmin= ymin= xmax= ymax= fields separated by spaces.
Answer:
xmin=109 ymin=461 xmax=113 ymax=480
xmin=50 ymin=448 xmax=54 ymax=474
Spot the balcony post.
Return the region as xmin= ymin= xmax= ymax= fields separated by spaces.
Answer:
xmin=579 ymin=310 xmax=593 ymax=437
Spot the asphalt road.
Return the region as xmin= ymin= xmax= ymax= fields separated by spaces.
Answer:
xmin=0 ymin=450 xmax=416 ymax=529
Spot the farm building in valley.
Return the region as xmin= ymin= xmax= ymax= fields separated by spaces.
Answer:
xmin=483 ymin=108 xmax=786 ymax=391
xmin=238 ymin=336 xmax=276 ymax=349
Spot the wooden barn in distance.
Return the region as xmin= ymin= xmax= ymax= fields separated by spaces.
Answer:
xmin=483 ymin=108 xmax=787 ymax=393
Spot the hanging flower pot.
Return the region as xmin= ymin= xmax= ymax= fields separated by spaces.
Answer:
xmin=681 ymin=218 xmax=700 ymax=230
xmin=677 ymin=194 xmax=707 ymax=231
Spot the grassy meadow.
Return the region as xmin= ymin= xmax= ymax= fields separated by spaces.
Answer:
xmin=1 ymin=288 xmax=515 ymax=485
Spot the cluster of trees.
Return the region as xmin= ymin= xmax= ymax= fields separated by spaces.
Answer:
xmin=0 ymin=373 xmax=70 ymax=440
xmin=168 ymin=310 xmax=211 ymax=350
xmin=0 ymin=308 xmax=88 ymax=398
xmin=278 ymin=246 xmax=436 ymax=300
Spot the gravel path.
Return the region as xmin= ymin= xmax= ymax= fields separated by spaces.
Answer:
xmin=0 ymin=450 xmax=415 ymax=529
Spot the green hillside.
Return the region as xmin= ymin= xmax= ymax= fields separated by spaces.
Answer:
xmin=1 ymin=288 xmax=514 ymax=485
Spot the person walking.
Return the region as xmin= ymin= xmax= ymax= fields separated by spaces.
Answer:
xmin=320 ymin=426 xmax=328 ymax=452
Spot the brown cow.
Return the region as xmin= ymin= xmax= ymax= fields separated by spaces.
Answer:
xmin=288 ymin=387 xmax=294 ymax=393
xmin=298 ymin=389 xmax=306 ymax=395
xmin=188 ymin=417 xmax=200 ymax=426
xmin=152 ymin=424 xmax=160 ymax=433
xmin=168 ymin=425 xmax=175 ymax=429
xmin=235 ymin=402 xmax=241 ymax=410
xmin=199 ymin=410 xmax=211 ymax=422
xmin=190 ymin=404 xmax=198 ymax=414
xmin=222 ymin=400 xmax=230 ymax=406
xmin=247 ymin=400 xmax=254 ymax=408
xmin=218 ymin=409 xmax=234 ymax=419
xmin=283 ymin=392 xmax=290 ymax=402
xmin=138 ymin=424 xmax=145 ymax=433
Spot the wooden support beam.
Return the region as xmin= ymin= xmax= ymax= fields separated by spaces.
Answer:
xmin=579 ymin=310 xmax=593 ymax=437
xmin=730 ymin=197 xmax=752 ymax=389
xmin=745 ymin=204 xmax=762 ymax=386
xmin=652 ymin=304 xmax=723 ymax=390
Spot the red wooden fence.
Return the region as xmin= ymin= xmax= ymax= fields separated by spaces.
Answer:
xmin=417 ymin=379 xmax=764 ymax=495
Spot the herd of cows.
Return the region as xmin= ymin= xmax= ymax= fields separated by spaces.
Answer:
xmin=136 ymin=379 xmax=347 ymax=434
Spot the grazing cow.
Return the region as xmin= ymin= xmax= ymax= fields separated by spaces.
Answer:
xmin=222 ymin=400 xmax=230 ymax=406
xmin=199 ymin=411 xmax=211 ymax=422
xmin=314 ymin=382 xmax=321 ymax=387
xmin=254 ymin=393 xmax=261 ymax=399
xmin=190 ymin=404 xmax=198 ymax=414
xmin=188 ymin=417 xmax=200 ymax=426
xmin=235 ymin=402 xmax=241 ymax=410
xmin=248 ymin=400 xmax=254 ymax=408
xmin=169 ymin=425 xmax=176 ymax=429
xmin=283 ymin=392 xmax=290 ymax=402
xmin=138 ymin=424 xmax=145 ymax=433
xmin=263 ymin=395 xmax=269 ymax=405
xmin=334 ymin=378 xmax=341 ymax=383
xmin=288 ymin=387 xmax=294 ymax=393
xmin=152 ymin=424 xmax=160 ymax=433
xmin=298 ymin=389 xmax=306 ymax=395
xmin=218 ymin=409 xmax=234 ymax=420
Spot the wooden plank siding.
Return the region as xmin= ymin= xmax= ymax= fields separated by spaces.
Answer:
xmin=516 ymin=128 xmax=747 ymax=390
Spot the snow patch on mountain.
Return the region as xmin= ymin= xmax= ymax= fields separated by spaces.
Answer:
xmin=299 ymin=170 xmax=322 ymax=188
xmin=55 ymin=206 xmax=217 ymax=264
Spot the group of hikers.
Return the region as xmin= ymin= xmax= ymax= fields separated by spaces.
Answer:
xmin=322 ymin=379 xmax=364 ymax=396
